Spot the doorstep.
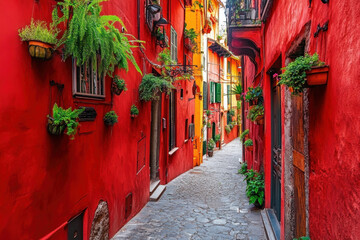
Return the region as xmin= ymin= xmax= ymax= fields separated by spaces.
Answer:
xmin=261 ymin=208 xmax=280 ymax=240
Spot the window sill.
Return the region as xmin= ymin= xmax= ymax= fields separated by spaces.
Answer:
xmin=184 ymin=139 xmax=189 ymax=143
xmin=169 ymin=147 xmax=179 ymax=156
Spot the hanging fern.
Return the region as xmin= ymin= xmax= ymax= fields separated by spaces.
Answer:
xmin=52 ymin=0 xmax=143 ymax=76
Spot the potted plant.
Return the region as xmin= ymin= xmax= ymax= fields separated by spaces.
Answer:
xmin=278 ymin=53 xmax=328 ymax=95
xmin=202 ymin=18 xmax=212 ymax=34
xmin=184 ymin=25 xmax=198 ymax=52
xmin=139 ymin=74 xmax=174 ymax=101
xmin=246 ymin=171 xmax=264 ymax=208
xmin=238 ymin=162 xmax=248 ymax=175
xmin=47 ymin=103 xmax=84 ymax=140
xmin=228 ymin=109 xmax=235 ymax=118
xmin=18 ymin=19 xmax=59 ymax=60
xmin=214 ymin=134 xmax=221 ymax=147
xmin=206 ymin=110 xmax=212 ymax=117
xmin=240 ymin=129 xmax=250 ymax=141
xmin=207 ymin=138 xmax=215 ymax=157
xmin=207 ymin=122 xmax=211 ymax=128
xmin=103 ymin=111 xmax=118 ymax=126
xmin=247 ymin=105 xmax=264 ymax=124
xmin=112 ymin=76 xmax=127 ymax=95
xmin=245 ymin=86 xmax=263 ymax=106
xmin=225 ymin=125 xmax=231 ymax=134
xmin=244 ymin=139 xmax=253 ymax=151
xmin=52 ymin=0 xmax=143 ymax=76
xmin=230 ymin=83 xmax=243 ymax=100
xmin=130 ymin=105 xmax=139 ymax=118
xmin=155 ymin=28 xmax=168 ymax=48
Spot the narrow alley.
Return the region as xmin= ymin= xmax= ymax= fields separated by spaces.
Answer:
xmin=113 ymin=139 xmax=266 ymax=240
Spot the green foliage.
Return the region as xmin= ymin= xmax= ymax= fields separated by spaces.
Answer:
xmin=18 ymin=19 xmax=59 ymax=45
xmin=206 ymin=110 xmax=212 ymax=116
xmin=207 ymin=138 xmax=215 ymax=151
xmin=245 ymin=86 xmax=262 ymax=103
xmin=52 ymin=0 xmax=143 ymax=77
xmin=113 ymin=76 xmax=127 ymax=91
xmin=155 ymin=28 xmax=167 ymax=41
xmin=237 ymin=100 xmax=241 ymax=109
xmin=244 ymin=169 xmax=256 ymax=183
xmin=184 ymin=23 xmax=198 ymax=46
xmin=230 ymin=84 xmax=243 ymax=95
xmin=207 ymin=122 xmax=211 ymax=128
xmin=225 ymin=125 xmax=231 ymax=134
xmin=228 ymin=109 xmax=235 ymax=117
xmin=139 ymin=74 xmax=174 ymax=102
xmin=293 ymin=237 xmax=311 ymax=240
xmin=49 ymin=103 xmax=84 ymax=139
xmin=157 ymin=48 xmax=175 ymax=79
xmin=239 ymin=162 xmax=248 ymax=175
xmin=193 ymin=0 xmax=204 ymax=8
xmin=103 ymin=111 xmax=118 ymax=125
xmin=246 ymin=171 xmax=264 ymax=206
xmin=247 ymin=105 xmax=264 ymax=122
xmin=229 ymin=123 xmax=234 ymax=129
xmin=130 ymin=105 xmax=139 ymax=115
xmin=214 ymin=134 xmax=221 ymax=143
xmin=217 ymin=35 xmax=222 ymax=41
xmin=244 ymin=139 xmax=253 ymax=147
xmin=279 ymin=53 xmax=323 ymax=95
xmin=240 ymin=129 xmax=249 ymax=140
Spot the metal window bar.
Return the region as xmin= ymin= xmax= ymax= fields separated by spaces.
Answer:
xmin=227 ymin=0 xmax=260 ymax=27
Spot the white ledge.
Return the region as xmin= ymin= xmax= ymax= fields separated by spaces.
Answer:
xmin=169 ymin=147 xmax=179 ymax=156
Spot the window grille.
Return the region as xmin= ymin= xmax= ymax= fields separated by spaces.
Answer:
xmin=72 ymin=58 xmax=105 ymax=98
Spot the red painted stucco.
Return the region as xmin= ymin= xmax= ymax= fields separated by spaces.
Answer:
xmin=236 ymin=0 xmax=360 ymax=239
xmin=0 ymin=0 xmax=194 ymax=239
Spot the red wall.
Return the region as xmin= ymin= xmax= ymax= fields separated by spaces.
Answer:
xmin=241 ymin=0 xmax=360 ymax=239
xmin=0 ymin=0 xmax=193 ymax=239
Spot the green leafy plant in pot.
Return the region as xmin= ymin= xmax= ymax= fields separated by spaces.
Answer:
xmin=278 ymin=53 xmax=326 ymax=95
xmin=240 ymin=129 xmax=249 ymax=141
xmin=139 ymin=74 xmax=174 ymax=102
xmin=246 ymin=171 xmax=264 ymax=208
xmin=130 ymin=105 xmax=139 ymax=118
xmin=244 ymin=139 xmax=253 ymax=151
xmin=47 ymin=103 xmax=84 ymax=139
xmin=247 ymin=104 xmax=264 ymax=124
xmin=245 ymin=86 xmax=263 ymax=106
xmin=18 ymin=19 xmax=59 ymax=60
xmin=207 ymin=138 xmax=215 ymax=157
xmin=230 ymin=83 xmax=243 ymax=100
xmin=225 ymin=125 xmax=231 ymax=134
xmin=112 ymin=76 xmax=127 ymax=95
xmin=238 ymin=162 xmax=248 ymax=175
xmin=184 ymin=24 xmax=198 ymax=52
xmin=214 ymin=134 xmax=221 ymax=147
xmin=52 ymin=0 xmax=143 ymax=77
xmin=103 ymin=111 xmax=118 ymax=126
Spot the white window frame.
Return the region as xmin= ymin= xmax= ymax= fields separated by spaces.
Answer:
xmin=72 ymin=58 xmax=105 ymax=99
xmin=170 ymin=26 xmax=178 ymax=63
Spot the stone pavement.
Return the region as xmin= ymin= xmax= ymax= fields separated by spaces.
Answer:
xmin=112 ymin=138 xmax=266 ymax=240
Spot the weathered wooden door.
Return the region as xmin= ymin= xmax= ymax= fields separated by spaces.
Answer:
xmin=150 ymin=96 xmax=161 ymax=180
xmin=271 ymin=79 xmax=282 ymax=221
xmin=292 ymin=94 xmax=306 ymax=237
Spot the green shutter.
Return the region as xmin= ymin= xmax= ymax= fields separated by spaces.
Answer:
xmin=215 ymin=83 xmax=221 ymax=103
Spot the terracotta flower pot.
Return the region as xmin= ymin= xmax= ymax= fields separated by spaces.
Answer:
xmin=208 ymin=150 xmax=213 ymax=157
xmin=255 ymin=115 xmax=264 ymax=125
xmin=47 ymin=117 xmax=65 ymax=135
xmin=111 ymin=80 xmax=123 ymax=95
xmin=306 ymin=66 xmax=329 ymax=86
xmin=236 ymin=94 xmax=241 ymax=100
xmin=184 ymin=37 xmax=194 ymax=51
xmin=131 ymin=114 xmax=138 ymax=119
xmin=246 ymin=145 xmax=253 ymax=151
xmin=28 ymin=41 xmax=53 ymax=60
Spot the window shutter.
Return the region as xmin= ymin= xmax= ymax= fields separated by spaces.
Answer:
xmin=203 ymin=81 xmax=208 ymax=110
xmin=227 ymin=85 xmax=230 ymax=105
xmin=215 ymin=83 xmax=221 ymax=103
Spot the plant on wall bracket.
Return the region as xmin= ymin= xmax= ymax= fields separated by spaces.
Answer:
xmin=139 ymin=74 xmax=174 ymax=102
xmin=184 ymin=23 xmax=198 ymax=52
xmin=247 ymin=104 xmax=264 ymax=124
xmin=278 ymin=53 xmax=327 ymax=95
xmin=245 ymin=86 xmax=263 ymax=105
xmin=52 ymin=0 xmax=144 ymax=77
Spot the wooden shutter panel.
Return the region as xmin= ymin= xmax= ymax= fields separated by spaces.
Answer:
xmin=215 ymin=83 xmax=221 ymax=103
xmin=203 ymin=81 xmax=208 ymax=110
xmin=210 ymin=82 xmax=214 ymax=103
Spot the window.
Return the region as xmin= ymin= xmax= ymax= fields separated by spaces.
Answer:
xmin=210 ymin=82 xmax=221 ymax=103
xmin=169 ymin=90 xmax=176 ymax=150
xmin=227 ymin=60 xmax=231 ymax=74
xmin=72 ymin=58 xmax=105 ymax=98
xmin=170 ymin=26 xmax=178 ymax=63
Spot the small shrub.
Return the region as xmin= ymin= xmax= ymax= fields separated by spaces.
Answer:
xmin=239 ymin=162 xmax=248 ymax=174
xmin=207 ymin=138 xmax=215 ymax=151
xmin=113 ymin=76 xmax=127 ymax=91
xmin=214 ymin=134 xmax=221 ymax=143
xmin=130 ymin=105 xmax=139 ymax=116
xmin=225 ymin=125 xmax=231 ymax=134
xmin=103 ymin=111 xmax=118 ymax=126
xmin=246 ymin=172 xmax=264 ymax=206
xmin=247 ymin=105 xmax=264 ymax=122
xmin=139 ymin=74 xmax=174 ymax=101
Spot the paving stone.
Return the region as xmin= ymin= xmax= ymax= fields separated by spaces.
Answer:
xmin=112 ymin=139 xmax=266 ymax=240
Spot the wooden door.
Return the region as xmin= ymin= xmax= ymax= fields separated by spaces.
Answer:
xmin=271 ymin=79 xmax=282 ymax=221
xmin=291 ymin=94 xmax=306 ymax=237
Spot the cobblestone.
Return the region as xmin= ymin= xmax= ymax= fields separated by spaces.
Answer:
xmin=112 ymin=138 xmax=266 ymax=240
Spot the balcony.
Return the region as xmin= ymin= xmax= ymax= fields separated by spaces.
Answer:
xmin=227 ymin=0 xmax=261 ymax=28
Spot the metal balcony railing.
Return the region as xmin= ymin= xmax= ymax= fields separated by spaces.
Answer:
xmin=227 ymin=0 xmax=261 ymax=27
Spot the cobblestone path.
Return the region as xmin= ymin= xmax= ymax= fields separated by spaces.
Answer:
xmin=113 ymin=138 xmax=266 ymax=240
